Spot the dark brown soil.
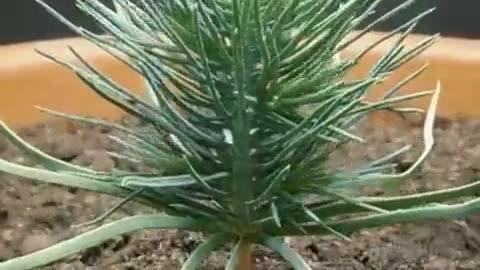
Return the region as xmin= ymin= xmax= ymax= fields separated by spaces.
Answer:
xmin=2 ymin=116 xmax=480 ymax=269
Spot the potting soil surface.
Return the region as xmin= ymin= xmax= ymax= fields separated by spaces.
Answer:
xmin=1 ymin=116 xmax=480 ymax=269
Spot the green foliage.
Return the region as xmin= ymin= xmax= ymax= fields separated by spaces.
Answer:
xmin=1 ymin=0 xmax=480 ymax=269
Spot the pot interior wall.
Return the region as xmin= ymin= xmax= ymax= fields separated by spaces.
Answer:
xmin=1 ymin=31 xmax=480 ymax=129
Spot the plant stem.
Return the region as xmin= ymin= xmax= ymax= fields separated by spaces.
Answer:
xmin=236 ymin=241 xmax=253 ymax=270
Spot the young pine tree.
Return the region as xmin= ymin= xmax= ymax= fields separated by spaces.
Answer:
xmin=1 ymin=1 xmax=480 ymax=270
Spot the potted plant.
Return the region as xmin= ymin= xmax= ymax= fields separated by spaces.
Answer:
xmin=1 ymin=0 xmax=480 ymax=269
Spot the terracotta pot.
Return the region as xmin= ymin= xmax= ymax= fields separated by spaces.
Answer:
xmin=342 ymin=31 xmax=480 ymax=126
xmin=0 ymin=31 xmax=478 ymax=129
xmin=0 ymin=37 xmax=145 ymax=129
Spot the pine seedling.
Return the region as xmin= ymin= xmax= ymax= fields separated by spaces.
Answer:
xmin=1 ymin=1 xmax=480 ymax=270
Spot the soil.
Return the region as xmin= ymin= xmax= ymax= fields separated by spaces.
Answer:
xmin=2 ymin=116 xmax=480 ymax=269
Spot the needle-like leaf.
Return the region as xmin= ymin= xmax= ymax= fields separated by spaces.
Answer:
xmin=0 ymin=215 xmax=202 ymax=270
